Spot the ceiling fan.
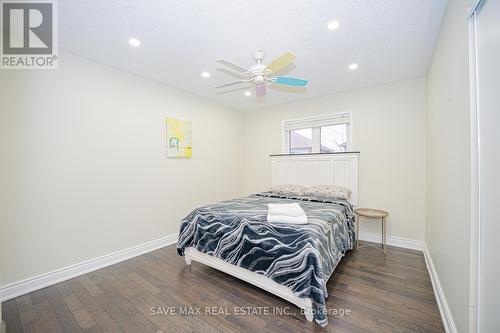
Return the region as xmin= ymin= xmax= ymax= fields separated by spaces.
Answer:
xmin=216 ymin=50 xmax=308 ymax=98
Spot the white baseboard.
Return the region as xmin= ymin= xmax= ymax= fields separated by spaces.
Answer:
xmin=423 ymin=246 xmax=457 ymax=333
xmin=359 ymin=231 xmax=424 ymax=251
xmin=0 ymin=231 xmax=428 ymax=304
xmin=0 ymin=234 xmax=178 ymax=302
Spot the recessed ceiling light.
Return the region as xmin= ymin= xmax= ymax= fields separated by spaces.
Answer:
xmin=244 ymin=91 xmax=251 ymax=97
xmin=348 ymin=63 xmax=359 ymax=71
xmin=327 ymin=20 xmax=341 ymax=30
xmin=128 ymin=38 xmax=141 ymax=47
xmin=201 ymin=71 xmax=210 ymax=78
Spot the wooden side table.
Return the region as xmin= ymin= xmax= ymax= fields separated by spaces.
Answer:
xmin=354 ymin=208 xmax=389 ymax=253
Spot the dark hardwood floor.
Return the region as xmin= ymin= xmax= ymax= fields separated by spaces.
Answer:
xmin=2 ymin=241 xmax=444 ymax=332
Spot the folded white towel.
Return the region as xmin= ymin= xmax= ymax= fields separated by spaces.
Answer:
xmin=267 ymin=203 xmax=308 ymax=224
xmin=267 ymin=214 xmax=308 ymax=225
xmin=267 ymin=203 xmax=306 ymax=217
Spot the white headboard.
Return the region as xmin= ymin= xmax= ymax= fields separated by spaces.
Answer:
xmin=270 ymin=153 xmax=360 ymax=205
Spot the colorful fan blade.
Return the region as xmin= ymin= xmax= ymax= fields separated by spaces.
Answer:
xmin=274 ymin=76 xmax=308 ymax=87
xmin=217 ymin=59 xmax=249 ymax=73
xmin=215 ymin=80 xmax=243 ymax=88
xmin=265 ymin=52 xmax=296 ymax=74
xmin=256 ymin=84 xmax=266 ymax=97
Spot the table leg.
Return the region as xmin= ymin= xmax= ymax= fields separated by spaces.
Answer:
xmin=383 ymin=217 xmax=386 ymax=254
xmin=381 ymin=217 xmax=383 ymax=251
xmin=356 ymin=213 xmax=359 ymax=250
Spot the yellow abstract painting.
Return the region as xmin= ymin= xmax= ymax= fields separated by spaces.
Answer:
xmin=166 ymin=117 xmax=192 ymax=158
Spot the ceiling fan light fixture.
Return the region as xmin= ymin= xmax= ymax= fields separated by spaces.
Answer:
xmin=215 ymin=50 xmax=308 ymax=100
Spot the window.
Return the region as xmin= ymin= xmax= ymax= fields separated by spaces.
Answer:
xmin=283 ymin=113 xmax=351 ymax=154
xmin=289 ymin=128 xmax=313 ymax=154
xmin=320 ymin=124 xmax=348 ymax=153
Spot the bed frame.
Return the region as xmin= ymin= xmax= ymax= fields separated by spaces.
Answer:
xmin=184 ymin=152 xmax=360 ymax=322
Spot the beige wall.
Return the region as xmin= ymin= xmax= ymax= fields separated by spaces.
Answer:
xmin=425 ymin=0 xmax=471 ymax=332
xmin=243 ymin=78 xmax=427 ymax=241
xmin=0 ymin=52 xmax=245 ymax=286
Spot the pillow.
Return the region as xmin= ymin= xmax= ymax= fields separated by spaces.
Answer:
xmin=269 ymin=184 xmax=306 ymax=196
xmin=304 ymin=185 xmax=352 ymax=199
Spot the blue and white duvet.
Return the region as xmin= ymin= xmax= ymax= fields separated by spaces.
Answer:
xmin=177 ymin=193 xmax=355 ymax=326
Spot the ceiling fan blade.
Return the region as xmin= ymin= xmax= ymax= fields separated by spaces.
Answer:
xmin=265 ymin=52 xmax=296 ymax=74
xmin=215 ymin=80 xmax=244 ymax=88
xmin=256 ymin=84 xmax=266 ymax=98
xmin=217 ymin=68 xmax=249 ymax=79
xmin=269 ymin=84 xmax=307 ymax=94
xmin=216 ymin=84 xmax=253 ymax=95
xmin=217 ymin=59 xmax=249 ymax=73
xmin=274 ymin=76 xmax=308 ymax=87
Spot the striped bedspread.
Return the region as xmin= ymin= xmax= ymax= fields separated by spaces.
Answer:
xmin=177 ymin=193 xmax=355 ymax=326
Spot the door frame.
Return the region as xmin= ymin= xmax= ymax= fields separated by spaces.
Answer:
xmin=467 ymin=1 xmax=485 ymax=332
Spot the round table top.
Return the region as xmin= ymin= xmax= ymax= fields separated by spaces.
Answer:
xmin=354 ymin=208 xmax=389 ymax=218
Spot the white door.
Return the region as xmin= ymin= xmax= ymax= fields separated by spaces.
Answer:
xmin=472 ymin=0 xmax=500 ymax=331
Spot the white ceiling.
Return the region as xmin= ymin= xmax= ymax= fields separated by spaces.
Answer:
xmin=59 ymin=0 xmax=447 ymax=111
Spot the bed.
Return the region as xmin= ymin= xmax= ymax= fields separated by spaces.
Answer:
xmin=177 ymin=153 xmax=359 ymax=326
